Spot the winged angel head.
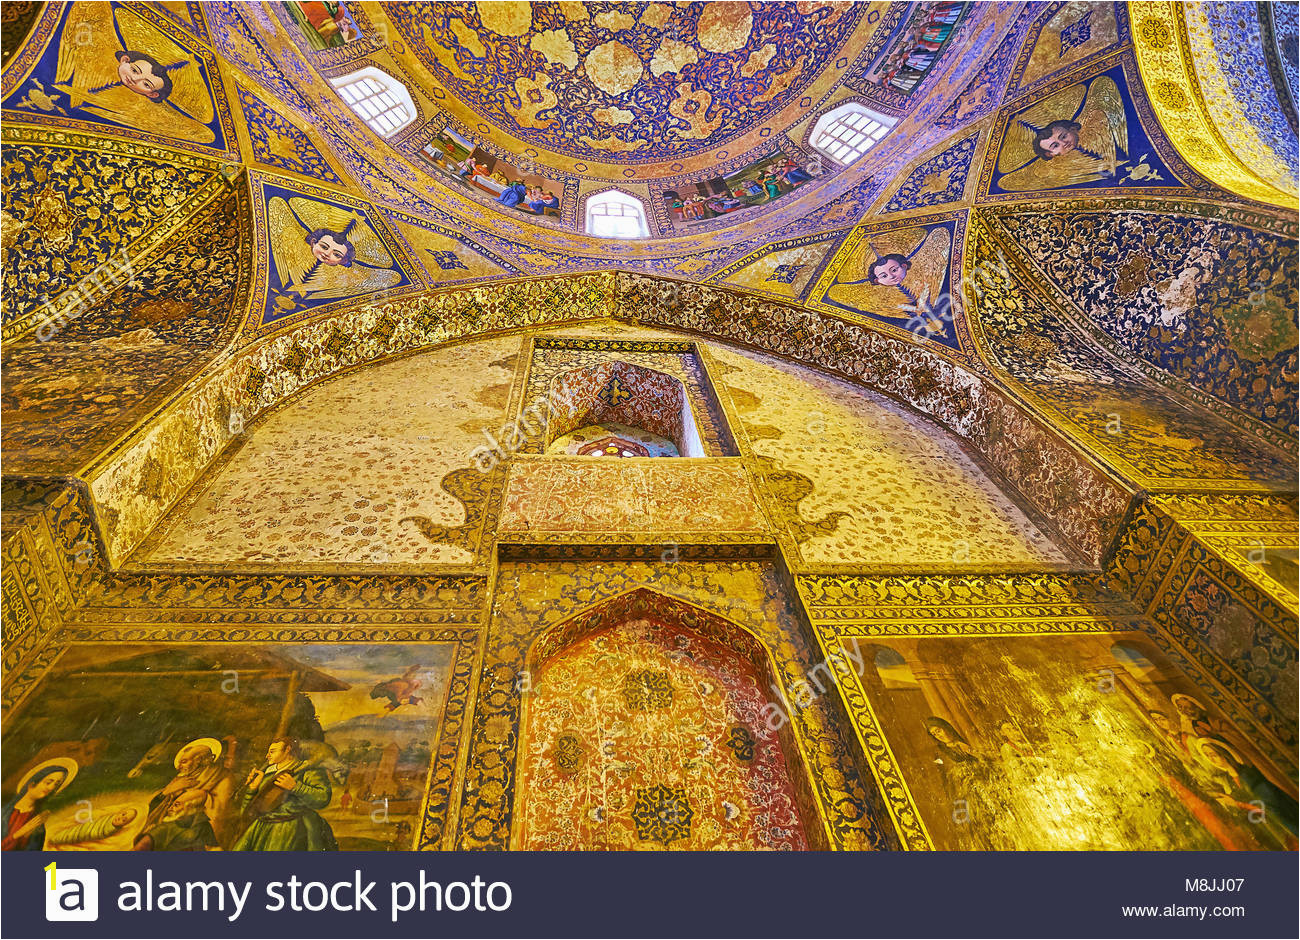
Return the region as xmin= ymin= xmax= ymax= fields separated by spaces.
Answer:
xmin=995 ymin=75 xmax=1127 ymax=192
xmin=829 ymin=225 xmax=952 ymax=332
xmin=268 ymin=197 xmax=401 ymax=314
xmin=47 ymin=4 xmax=216 ymax=144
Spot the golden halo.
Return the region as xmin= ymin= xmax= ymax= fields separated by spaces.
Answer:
xmin=16 ymin=757 xmax=79 ymax=797
xmin=174 ymin=737 xmax=223 ymax=768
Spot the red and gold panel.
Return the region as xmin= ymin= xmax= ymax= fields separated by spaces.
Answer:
xmin=518 ymin=616 xmax=809 ymax=850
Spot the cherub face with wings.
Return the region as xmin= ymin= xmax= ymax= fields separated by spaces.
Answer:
xmin=1034 ymin=120 xmax=1081 ymax=159
xmin=47 ymin=5 xmax=218 ymax=145
xmin=116 ymin=51 xmax=172 ymax=100
xmin=867 ymin=253 xmax=910 ymax=287
xmin=827 ymin=226 xmax=951 ymax=321
xmin=307 ymin=229 xmax=355 ymax=266
xmin=267 ymin=196 xmax=402 ymax=312
xmin=995 ymin=75 xmax=1127 ymax=192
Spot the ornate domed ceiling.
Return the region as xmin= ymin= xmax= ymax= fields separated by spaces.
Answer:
xmin=359 ymin=0 xmax=999 ymax=242
xmin=0 ymin=1 xmax=1296 ymax=646
xmin=1 ymin=0 xmax=1296 ymax=394
xmin=385 ymin=1 xmax=865 ymax=167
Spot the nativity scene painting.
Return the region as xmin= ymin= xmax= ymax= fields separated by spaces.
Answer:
xmin=991 ymin=67 xmax=1177 ymax=194
xmin=264 ymin=189 xmax=408 ymax=323
xmin=1 ymin=643 xmax=455 ymax=852
xmin=819 ymin=221 xmax=960 ymax=348
xmin=855 ymin=633 xmax=1297 ymax=851
xmin=2 ymin=2 xmax=228 ymax=152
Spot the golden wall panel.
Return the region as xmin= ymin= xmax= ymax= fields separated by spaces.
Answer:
xmin=498 ymin=458 xmax=767 ymax=540
xmin=846 ymin=631 xmax=1296 ymax=850
xmin=800 ymin=572 xmax=1298 ymax=851
xmin=709 ymin=345 xmax=1072 ymax=567
xmin=138 ymin=338 xmax=520 ymax=565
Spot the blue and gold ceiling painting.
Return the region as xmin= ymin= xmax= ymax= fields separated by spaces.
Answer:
xmin=151 ymin=0 xmax=214 ymax=44
xmin=812 ymin=215 xmax=966 ymax=352
xmin=385 ymin=1 xmax=865 ymax=164
xmin=1261 ymin=1 xmax=1297 ymax=130
xmin=237 ymin=83 xmax=344 ymax=184
xmin=882 ymin=132 xmax=980 ymax=213
xmin=384 ymin=209 xmax=522 ymax=287
xmin=931 ymin=3 xmax=1038 ymax=131
xmin=985 ymin=62 xmax=1182 ymax=197
xmin=710 ymin=230 xmax=851 ymax=303
xmin=1194 ymin=2 xmax=1297 ymax=187
xmin=1006 ymin=1 xmax=1124 ymax=97
xmin=258 ymin=182 xmax=413 ymax=327
xmin=2 ymin=2 xmax=234 ymax=156
xmin=0 ymin=1 xmax=1292 ymax=367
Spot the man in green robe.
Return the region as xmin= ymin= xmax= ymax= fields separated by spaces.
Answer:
xmin=233 ymin=738 xmax=338 ymax=851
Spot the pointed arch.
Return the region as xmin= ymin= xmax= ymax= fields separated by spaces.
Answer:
xmin=516 ymin=587 xmax=824 ymax=850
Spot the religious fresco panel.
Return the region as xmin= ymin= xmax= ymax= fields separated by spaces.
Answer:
xmin=848 ymin=632 xmax=1297 ymax=851
xmin=853 ymin=2 xmax=970 ymax=97
xmin=282 ymin=1 xmax=363 ymax=50
xmin=659 ymin=149 xmax=825 ymax=228
xmin=3 ymin=642 xmax=457 ymax=851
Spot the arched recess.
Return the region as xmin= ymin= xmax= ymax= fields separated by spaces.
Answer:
xmin=544 ymin=361 xmax=704 ymax=457
xmin=80 ymin=273 xmax=1130 ymax=567
xmin=514 ymin=588 xmax=822 ymax=850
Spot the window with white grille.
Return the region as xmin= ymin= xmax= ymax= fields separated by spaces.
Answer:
xmin=585 ymin=190 xmax=649 ymax=238
xmin=329 ymin=68 xmax=416 ymax=137
xmin=810 ymin=103 xmax=894 ymax=166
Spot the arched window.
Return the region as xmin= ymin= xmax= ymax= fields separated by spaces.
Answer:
xmin=809 ymin=102 xmax=894 ymax=166
xmin=585 ymin=190 xmax=649 ymax=238
xmin=328 ymin=67 xmax=417 ymax=137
